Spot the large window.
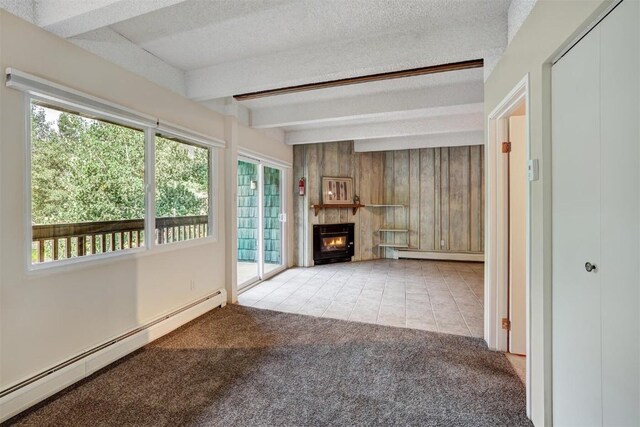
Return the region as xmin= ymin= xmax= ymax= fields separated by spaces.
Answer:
xmin=31 ymin=101 xmax=145 ymax=264
xmin=155 ymin=135 xmax=210 ymax=244
xmin=29 ymin=98 xmax=217 ymax=266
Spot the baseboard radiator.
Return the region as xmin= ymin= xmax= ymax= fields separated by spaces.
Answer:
xmin=396 ymin=249 xmax=484 ymax=262
xmin=0 ymin=290 xmax=227 ymax=422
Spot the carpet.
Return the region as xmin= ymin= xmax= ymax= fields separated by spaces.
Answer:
xmin=4 ymin=304 xmax=531 ymax=426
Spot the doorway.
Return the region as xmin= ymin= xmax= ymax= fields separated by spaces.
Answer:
xmin=486 ymin=75 xmax=531 ymax=415
xmin=507 ymin=104 xmax=527 ymax=357
xmin=237 ymin=157 xmax=286 ymax=289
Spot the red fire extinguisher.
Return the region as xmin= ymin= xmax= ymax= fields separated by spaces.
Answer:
xmin=298 ymin=177 xmax=305 ymax=196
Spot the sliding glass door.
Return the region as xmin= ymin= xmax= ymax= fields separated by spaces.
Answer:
xmin=237 ymin=159 xmax=260 ymax=286
xmin=263 ymin=166 xmax=283 ymax=276
xmin=237 ymin=159 xmax=285 ymax=289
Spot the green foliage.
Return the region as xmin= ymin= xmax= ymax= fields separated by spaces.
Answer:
xmin=155 ymin=136 xmax=209 ymax=218
xmin=31 ymin=104 xmax=209 ymax=225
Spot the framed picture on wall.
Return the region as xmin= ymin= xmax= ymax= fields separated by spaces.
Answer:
xmin=322 ymin=176 xmax=353 ymax=205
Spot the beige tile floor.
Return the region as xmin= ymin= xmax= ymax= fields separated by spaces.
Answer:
xmin=238 ymin=259 xmax=485 ymax=338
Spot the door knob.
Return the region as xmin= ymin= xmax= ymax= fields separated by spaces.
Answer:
xmin=585 ymin=262 xmax=597 ymax=273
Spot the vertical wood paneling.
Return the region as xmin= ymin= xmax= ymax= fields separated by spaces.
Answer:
xmin=383 ymin=152 xmax=395 ymax=258
xmin=393 ymin=150 xmax=409 ymax=248
xmin=470 ymin=145 xmax=483 ymax=252
xmin=358 ymin=152 xmax=372 ymax=260
xmin=448 ymin=146 xmax=470 ymax=251
xmin=322 ymin=142 xmax=339 ymax=224
xmin=292 ymin=141 xmax=485 ymax=265
xmin=409 ymin=150 xmax=420 ymax=249
xmin=371 ymin=152 xmax=384 ymax=253
xmin=420 ymin=148 xmax=436 ymax=250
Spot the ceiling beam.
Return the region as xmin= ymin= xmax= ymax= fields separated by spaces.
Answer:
xmin=38 ymin=0 xmax=189 ymax=38
xmin=234 ymin=59 xmax=483 ymax=101
xmin=250 ymin=82 xmax=483 ymax=129
xmin=284 ymin=113 xmax=483 ymax=145
xmin=354 ymin=131 xmax=483 ymax=152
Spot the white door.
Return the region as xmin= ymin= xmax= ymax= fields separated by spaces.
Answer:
xmin=552 ymin=1 xmax=639 ymax=425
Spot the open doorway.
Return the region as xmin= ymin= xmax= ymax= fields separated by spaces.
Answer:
xmin=486 ymin=75 xmax=531 ymax=415
xmin=504 ymin=103 xmax=527 ymax=382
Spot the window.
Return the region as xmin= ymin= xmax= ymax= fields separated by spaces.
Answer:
xmin=155 ymin=135 xmax=211 ymax=244
xmin=18 ymin=69 xmax=222 ymax=268
xmin=30 ymin=100 xmax=146 ymax=264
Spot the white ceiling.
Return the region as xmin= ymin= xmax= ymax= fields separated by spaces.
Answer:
xmin=1 ymin=0 xmax=538 ymax=150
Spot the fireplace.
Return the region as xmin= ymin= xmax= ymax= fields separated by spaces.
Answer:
xmin=313 ymin=223 xmax=355 ymax=264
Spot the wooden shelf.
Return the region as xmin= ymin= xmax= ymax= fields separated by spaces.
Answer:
xmin=378 ymin=243 xmax=409 ymax=248
xmin=377 ymin=228 xmax=409 ymax=233
xmin=366 ymin=204 xmax=407 ymax=208
xmin=310 ymin=204 xmax=365 ymax=216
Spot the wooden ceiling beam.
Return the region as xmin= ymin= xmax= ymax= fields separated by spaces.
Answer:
xmin=233 ymin=59 xmax=483 ymax=101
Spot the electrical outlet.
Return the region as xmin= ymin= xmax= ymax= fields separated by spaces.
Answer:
xmin=190 ymin=279 xmax=195 ymax=291
xmin=440 ymin=239 xmax=445 ymax=247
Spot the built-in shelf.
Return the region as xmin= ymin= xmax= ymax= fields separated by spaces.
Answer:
xmin=367 ymin=204 xmax=410 ymax=253
xmin=378 ymin=243 xmax=409 ymax=248
xmin=310 ymin=204 xmax=365 ymax=216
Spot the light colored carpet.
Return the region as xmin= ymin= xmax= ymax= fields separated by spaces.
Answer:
xmin=5 ymin=304 xmax=531 ymax=426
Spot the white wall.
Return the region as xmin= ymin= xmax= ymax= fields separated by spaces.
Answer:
xmin=0 ymin=8 xmax=293 ymax=394
xmin=485 ymin=0 xmax=612 ymax=425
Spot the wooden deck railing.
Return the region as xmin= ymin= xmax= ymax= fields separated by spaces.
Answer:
xmin=32 ymin=215 xmax=208 ymax=263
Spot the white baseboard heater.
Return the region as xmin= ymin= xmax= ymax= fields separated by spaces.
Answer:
xmin=0 ymin=290 xmax=227 ymax=423
xmin=396 ymin=249 xmax=484 ymax=262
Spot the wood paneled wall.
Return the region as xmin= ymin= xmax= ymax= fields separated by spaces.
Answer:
xmin=293 ymin=141 xmax=484 ymax=266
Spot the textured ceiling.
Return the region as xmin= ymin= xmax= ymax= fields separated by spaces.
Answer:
xmin=0 ymin=0 xmax=526 ymax=148
xmin=111 ymin=0 xmax=509 ymax=71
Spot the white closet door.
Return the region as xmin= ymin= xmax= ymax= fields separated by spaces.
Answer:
xmin=553 ymin=1 xmax=640 ymax=425
xmin=552 ymin=24 xmax=602 ymax=427
xmin=599 ymin=1 xmax=640 ymax=424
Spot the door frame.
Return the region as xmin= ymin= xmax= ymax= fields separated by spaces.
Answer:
xmin=486 ymin=74 xmax=531 ymax=416
xmin=236 ymin=152 xmax=288 ymax=291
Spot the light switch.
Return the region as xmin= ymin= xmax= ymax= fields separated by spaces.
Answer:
xmin=528 ymin=159 xmax=539 ymax=181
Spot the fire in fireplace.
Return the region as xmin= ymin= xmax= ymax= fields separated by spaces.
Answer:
xmin=313 ymin=223 xmax=354 ymax=264
xmin=322 ymin=236 xmax=346 ymax=252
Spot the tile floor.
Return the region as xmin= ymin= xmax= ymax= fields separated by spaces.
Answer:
xmin=238 ymin=259 xmax=484 ymax=338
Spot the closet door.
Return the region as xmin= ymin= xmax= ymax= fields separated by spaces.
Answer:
xmin=551 ymin=23 xmax=602 ymax=427
xmin=599 ymin=1 xmax=639 ymax=424
xmin=552 ymin=1 xmax=640 ymax=425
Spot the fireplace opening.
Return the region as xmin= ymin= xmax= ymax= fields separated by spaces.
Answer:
xmin=313 ymin=223 xmax=354 ymax=264
xmin=321 ymin=236 xmax=347 ymax=252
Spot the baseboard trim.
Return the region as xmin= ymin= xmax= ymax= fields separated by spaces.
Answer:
xmin=397 ymin=250 xmax=484 ymax=262
xmin=0 ymin=290 xmax=227 ymax=422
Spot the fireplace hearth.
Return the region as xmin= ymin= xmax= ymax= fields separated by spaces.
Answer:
xmin=313 ymin=223 xmax=354 ymax=264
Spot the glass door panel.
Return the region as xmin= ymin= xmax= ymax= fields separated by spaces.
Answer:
xmin=237 ymin=160 xmax=259 ymax=287
xmin=262 ymin=166 xmax=283 ymax=276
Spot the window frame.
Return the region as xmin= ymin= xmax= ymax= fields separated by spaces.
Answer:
xmin=25 ymin=93 xmax=219 ymax=272
xmin=151 ymin=130 xmax=218 ymax=249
